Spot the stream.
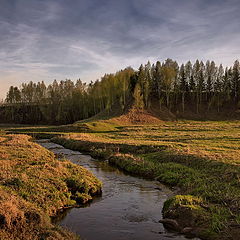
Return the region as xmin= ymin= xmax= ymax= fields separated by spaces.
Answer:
xmin=38 ymin=140 xmax=196 ymax=240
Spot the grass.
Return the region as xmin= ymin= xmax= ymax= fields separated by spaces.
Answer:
xmin=0 ymin=133 xmax=102 ymax=240
xmin=3 ymin=119 xmax=240 ymax=239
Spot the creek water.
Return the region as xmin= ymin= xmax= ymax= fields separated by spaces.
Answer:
xmin=38 ymin=140 xmax=196 ymax=240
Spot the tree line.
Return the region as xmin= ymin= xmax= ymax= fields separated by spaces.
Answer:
xmin=2 ymin=59 xmax=240 ymax=124
xmin=3 ymin=67 xmax=134 ymax=124
xmin=133 ymin=59 xmax=240 ymax=114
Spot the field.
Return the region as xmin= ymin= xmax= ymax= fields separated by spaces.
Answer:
xmin=3 ymin=119 xmax=240 ymax=239
xmin=0 ymin=132 xmax=101 ymax=240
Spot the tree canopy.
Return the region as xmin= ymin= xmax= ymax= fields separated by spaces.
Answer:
xmin=2 ymin=59 xmax=240 ymax=124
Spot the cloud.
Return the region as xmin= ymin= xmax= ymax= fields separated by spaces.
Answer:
xmin=0 ymin=0 xmax=240 ymax=99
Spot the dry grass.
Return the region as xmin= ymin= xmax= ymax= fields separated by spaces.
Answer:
xmin=70 ymin=120 xmax=240 ymax=165
xmin=3 ymin=119 xmax=240 ymax=238
xmin=49 ymin=120 xmax=240 ymax=239
xmin=0 ymin=134 xmax=101 ymax=240
xmin=111 ymin=108 xmax=163 ymax=124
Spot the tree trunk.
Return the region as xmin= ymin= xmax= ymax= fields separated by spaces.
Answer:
xmin=182 ymin=92 xmax=185 ymax=113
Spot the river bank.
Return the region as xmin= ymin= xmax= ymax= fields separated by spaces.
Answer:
xmin=50 ymin=120 xmax=240 ymax=240
xmin=0 ymin=134 xmax=102 ymax=240
xmin=38 ymin=139 xmax=194 ymax=240
xmin=4 ymin=120 xmax=240 ymax=239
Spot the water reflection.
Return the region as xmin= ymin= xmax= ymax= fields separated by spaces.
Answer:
xmin=38 ymin=140 xmax=198 ymax=240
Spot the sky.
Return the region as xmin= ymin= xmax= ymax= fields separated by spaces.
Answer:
xmin=0 ymin=0 xmax=240 ymax=99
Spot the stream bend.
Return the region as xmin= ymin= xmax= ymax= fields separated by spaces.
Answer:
xmin=38 ymin=140 xmax=197 ymax=240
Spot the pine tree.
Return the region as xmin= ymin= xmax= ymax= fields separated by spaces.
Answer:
xmin=232 ymin=60 xmax=240 ymax=101
xmin=153 ymin=61 xmax=163 ymax=110
xmin=214 ymin=64 xmax=224 ymax=112
xmin=179 ymin=64 xmax=187 ymax=112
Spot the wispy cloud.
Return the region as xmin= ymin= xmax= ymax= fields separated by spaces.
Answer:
xmin=0 ymin=0 xmax=240 ymax=99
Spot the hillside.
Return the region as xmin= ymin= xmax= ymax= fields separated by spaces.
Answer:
xmin=76 ymin=96 xmax=240 ymax=128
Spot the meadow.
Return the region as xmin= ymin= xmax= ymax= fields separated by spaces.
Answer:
xmin=3 ymin=119 xmax=240 ymax=239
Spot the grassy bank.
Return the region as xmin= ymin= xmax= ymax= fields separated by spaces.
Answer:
xmin=45 ymin=120 xmax=240 ymax=239
xmin=0 ymin=134 xmax=102 ymax=240
xmin=3 ymin=120 xmax=240 ymax=239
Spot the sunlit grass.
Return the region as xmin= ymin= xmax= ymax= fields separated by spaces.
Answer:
xmin=3 ymin=120 xmax=240 ymax=238
xmin=0 ymin=133 xmax=101 ymax=240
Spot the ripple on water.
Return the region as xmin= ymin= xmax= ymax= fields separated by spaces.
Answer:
xmin=37 ymin=140 xmax=199 ymax=240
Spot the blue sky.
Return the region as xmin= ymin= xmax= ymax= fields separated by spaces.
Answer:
xmin=0 ymin=0 xmax=240 ymax=99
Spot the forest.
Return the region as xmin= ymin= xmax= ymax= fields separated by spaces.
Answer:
xmin=1 ymin=58 xmax=240 ymax=124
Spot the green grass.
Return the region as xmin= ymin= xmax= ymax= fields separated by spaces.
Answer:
xmin=3 ymin=120 xmax=240 ymax=239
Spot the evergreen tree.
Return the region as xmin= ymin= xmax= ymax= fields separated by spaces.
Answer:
xmin=232 ymin=60 xmax=240 ymax=101
xmin=179 ymin=64 xmax=188 ymax=112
